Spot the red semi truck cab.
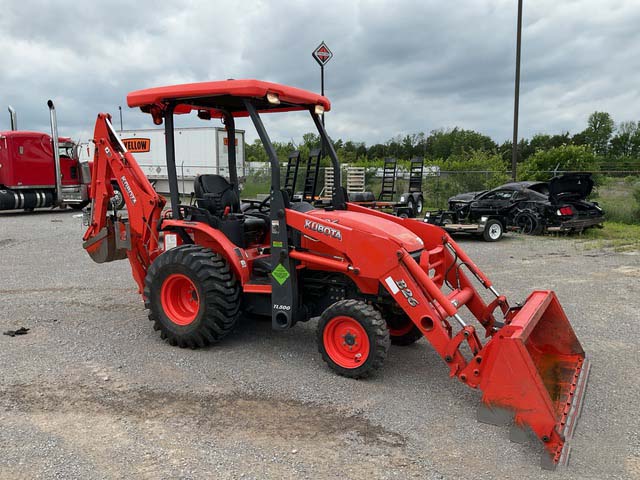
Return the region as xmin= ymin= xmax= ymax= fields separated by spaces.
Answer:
xmin=0 ymin=104 xmax=91 ymax=211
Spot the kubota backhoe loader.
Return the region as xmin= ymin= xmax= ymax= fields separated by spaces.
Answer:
xmin=82 ymin=79 xmax=589 ymax=469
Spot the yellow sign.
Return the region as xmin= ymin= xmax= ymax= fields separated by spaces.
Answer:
xmin=122 ymin=138 xmax=150 ymax=153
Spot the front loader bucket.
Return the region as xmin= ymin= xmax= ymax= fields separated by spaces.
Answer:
xmin=476 ymin=291 xmax=590 ymax=469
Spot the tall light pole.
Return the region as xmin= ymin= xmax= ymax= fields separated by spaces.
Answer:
xmin=512 ymin=0 xmax=523 ymax=181
xmin=118 ymin=105 xmax=123 ymax=132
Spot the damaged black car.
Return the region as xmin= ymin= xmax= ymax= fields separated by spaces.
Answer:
xmin=447 ymin=173 xmax=604 ymax=234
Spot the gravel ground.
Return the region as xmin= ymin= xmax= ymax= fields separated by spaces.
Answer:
xmin=0 ymin=209 xmax=638 ymax=480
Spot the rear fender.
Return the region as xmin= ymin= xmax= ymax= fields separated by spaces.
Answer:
xmin=161 ymin=219 xmax=250 ymax=284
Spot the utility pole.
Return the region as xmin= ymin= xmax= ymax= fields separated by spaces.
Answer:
xmin=118 ymin=106 xmax=123 ymax=132
xmin=511 ymin=0 xmax=523 ymax=181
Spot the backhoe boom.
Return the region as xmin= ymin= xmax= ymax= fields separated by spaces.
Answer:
xmin=82 ymin=113 xmax=165 ymax=292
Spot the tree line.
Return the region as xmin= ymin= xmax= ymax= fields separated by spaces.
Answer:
xmin=245 ymin=111 xmax=640 ymax=175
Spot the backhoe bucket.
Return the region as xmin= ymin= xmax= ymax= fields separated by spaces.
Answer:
xmin=476 ymin=290 xmax=590 ymax=469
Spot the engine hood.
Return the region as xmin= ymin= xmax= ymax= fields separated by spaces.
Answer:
xmin=306 ymin=210 xmax=424 ymax=252
xmin=548 ymin=174 xmax=594 ymax=200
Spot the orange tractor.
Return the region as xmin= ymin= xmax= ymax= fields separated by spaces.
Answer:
xmin=82 ymin=80 xmax=589 ymax=468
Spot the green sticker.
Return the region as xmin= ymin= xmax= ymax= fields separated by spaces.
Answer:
xmin=273 ymin=241 xmax=283 ymax=248
xmin=271 ymin=263 xmax=290 ymax=285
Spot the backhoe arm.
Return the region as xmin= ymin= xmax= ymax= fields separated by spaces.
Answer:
xmin=82 ymin=113 xmax=166 ymax=292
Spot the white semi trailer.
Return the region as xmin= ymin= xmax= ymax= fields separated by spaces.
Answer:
xmin=117 ymin=126 xmax=245 ymax=194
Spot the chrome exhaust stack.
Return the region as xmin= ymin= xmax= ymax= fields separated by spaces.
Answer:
xmin=8 ymin=106 xmax=17 ymax=130
xmin=47 ymin=100 xmax=63 ymax=206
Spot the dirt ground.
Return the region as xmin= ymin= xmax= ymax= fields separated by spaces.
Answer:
xmin=1 ymin=209 xmax=638 ymax=479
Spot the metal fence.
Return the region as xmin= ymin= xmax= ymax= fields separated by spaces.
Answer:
xmin=240 ymin=163 xmax=640 ymax=209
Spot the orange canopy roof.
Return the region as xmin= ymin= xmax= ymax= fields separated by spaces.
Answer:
xmin=127 ymin=79 xmax=331 ymax=118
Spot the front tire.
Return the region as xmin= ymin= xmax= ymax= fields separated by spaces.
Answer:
xmin=378 ymin=304 xmax=422 ymax=346
xmin=144 ymin=245 xmax=240 ymax=348
xmin=317 ymin=300 xmax=390 ymax=378
xmin=387 ymin=316 xmax=423 ymax=346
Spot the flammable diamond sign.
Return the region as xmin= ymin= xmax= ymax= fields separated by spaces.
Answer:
xmin=312 ymin=42 xmax=333 ymax=66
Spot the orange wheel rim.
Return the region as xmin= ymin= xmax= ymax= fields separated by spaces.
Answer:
xmin=160 ymin=273 xmax=199 ymax=326
xmin=323 ymin=316 xmax=370 ymax=369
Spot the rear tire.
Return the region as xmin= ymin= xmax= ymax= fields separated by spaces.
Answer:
xmin=317 ymin=300 xmax=390 ymax=378
xmin=514 ymin=210 xmax=543 ymax=235
xmin=144 ymin=245 xmax=240 ymax=348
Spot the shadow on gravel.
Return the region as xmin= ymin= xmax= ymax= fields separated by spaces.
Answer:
xmin=0 ymin=209 xmax=77 ymax=218
xmin=1 ymin=382 xmax=404 ymax=448
xmin=0 ymin=381 xmax=417 ymax=478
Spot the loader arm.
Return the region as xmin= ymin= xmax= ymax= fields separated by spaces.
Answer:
xmin=287 ymin=204 xmax=589 ymax=469
xmin=82 ymin=113 xmax=166 ymax=292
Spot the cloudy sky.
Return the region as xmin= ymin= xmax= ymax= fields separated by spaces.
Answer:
xmin=1 ymin=0 xmax=638 ymax=147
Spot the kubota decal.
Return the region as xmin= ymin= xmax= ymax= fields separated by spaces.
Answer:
xmin=120 ymin=176 xmax=137 ymax=205
xmin=304 ymin=219 xmax=342 ymax=241
xmin=122 ymin=138 xmax=150 ymax=153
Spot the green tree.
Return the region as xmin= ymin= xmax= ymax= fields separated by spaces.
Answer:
xmin=610 ymin=121 xmax=639 ymax=157
xmin=245 ymin=138 xmax=268 ymax=163
xmin=301 ymin=132 xmax=320 ymax=150
xmin=367 ymin=143 xmax=387 ymax=160
xmin=425 ymin=128 xmax=496 ymax=159
xmin=519 ymin=145 xmax=599 ymax=180
xmin=582 ymin=111 xmax=614 ymax=156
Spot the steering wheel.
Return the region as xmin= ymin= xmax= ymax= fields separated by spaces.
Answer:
xmin=242 ymin=196 xmax=270 ymax=214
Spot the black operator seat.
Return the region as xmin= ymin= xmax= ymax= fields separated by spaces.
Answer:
xmin=193 ymin=174 xmax=267 ymax=244
xmin=194 ymin=174 xmax=240 ymax=215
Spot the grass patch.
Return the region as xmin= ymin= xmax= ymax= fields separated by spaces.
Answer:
xmin=240 ymin=173 xmax=271 ymax=198
xmin=594 ymin=178 xmax=640 ymax=224
xmin=574 ymin=222 xmax=640 ymax=251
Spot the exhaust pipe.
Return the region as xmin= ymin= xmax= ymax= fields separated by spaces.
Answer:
xmin=47 ymin=100 xmax=63 ymax=206
xmin=8 ymin=106 xmax=17 ymax=130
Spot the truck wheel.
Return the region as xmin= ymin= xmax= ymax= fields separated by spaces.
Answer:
xmin=317 ymin=299 xmax=390 ymax=379
xmin=387 ymin=316 xmax=423 ymax=346
xmin=415 ymin=195 xmax=424 ymax=215
xmin=483 ymin=219 xmax=503 ymax=242
xmin=406 ymin=197 xmax=417 ymax=217
xmin=110 ymin=187 xmax=126 ymax=210
xmin=144 ymin=245 xmax=240 ymax=348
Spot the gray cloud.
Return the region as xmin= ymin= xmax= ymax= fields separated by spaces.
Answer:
xmin=1 ymin=0 xmax=638 ymax=147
